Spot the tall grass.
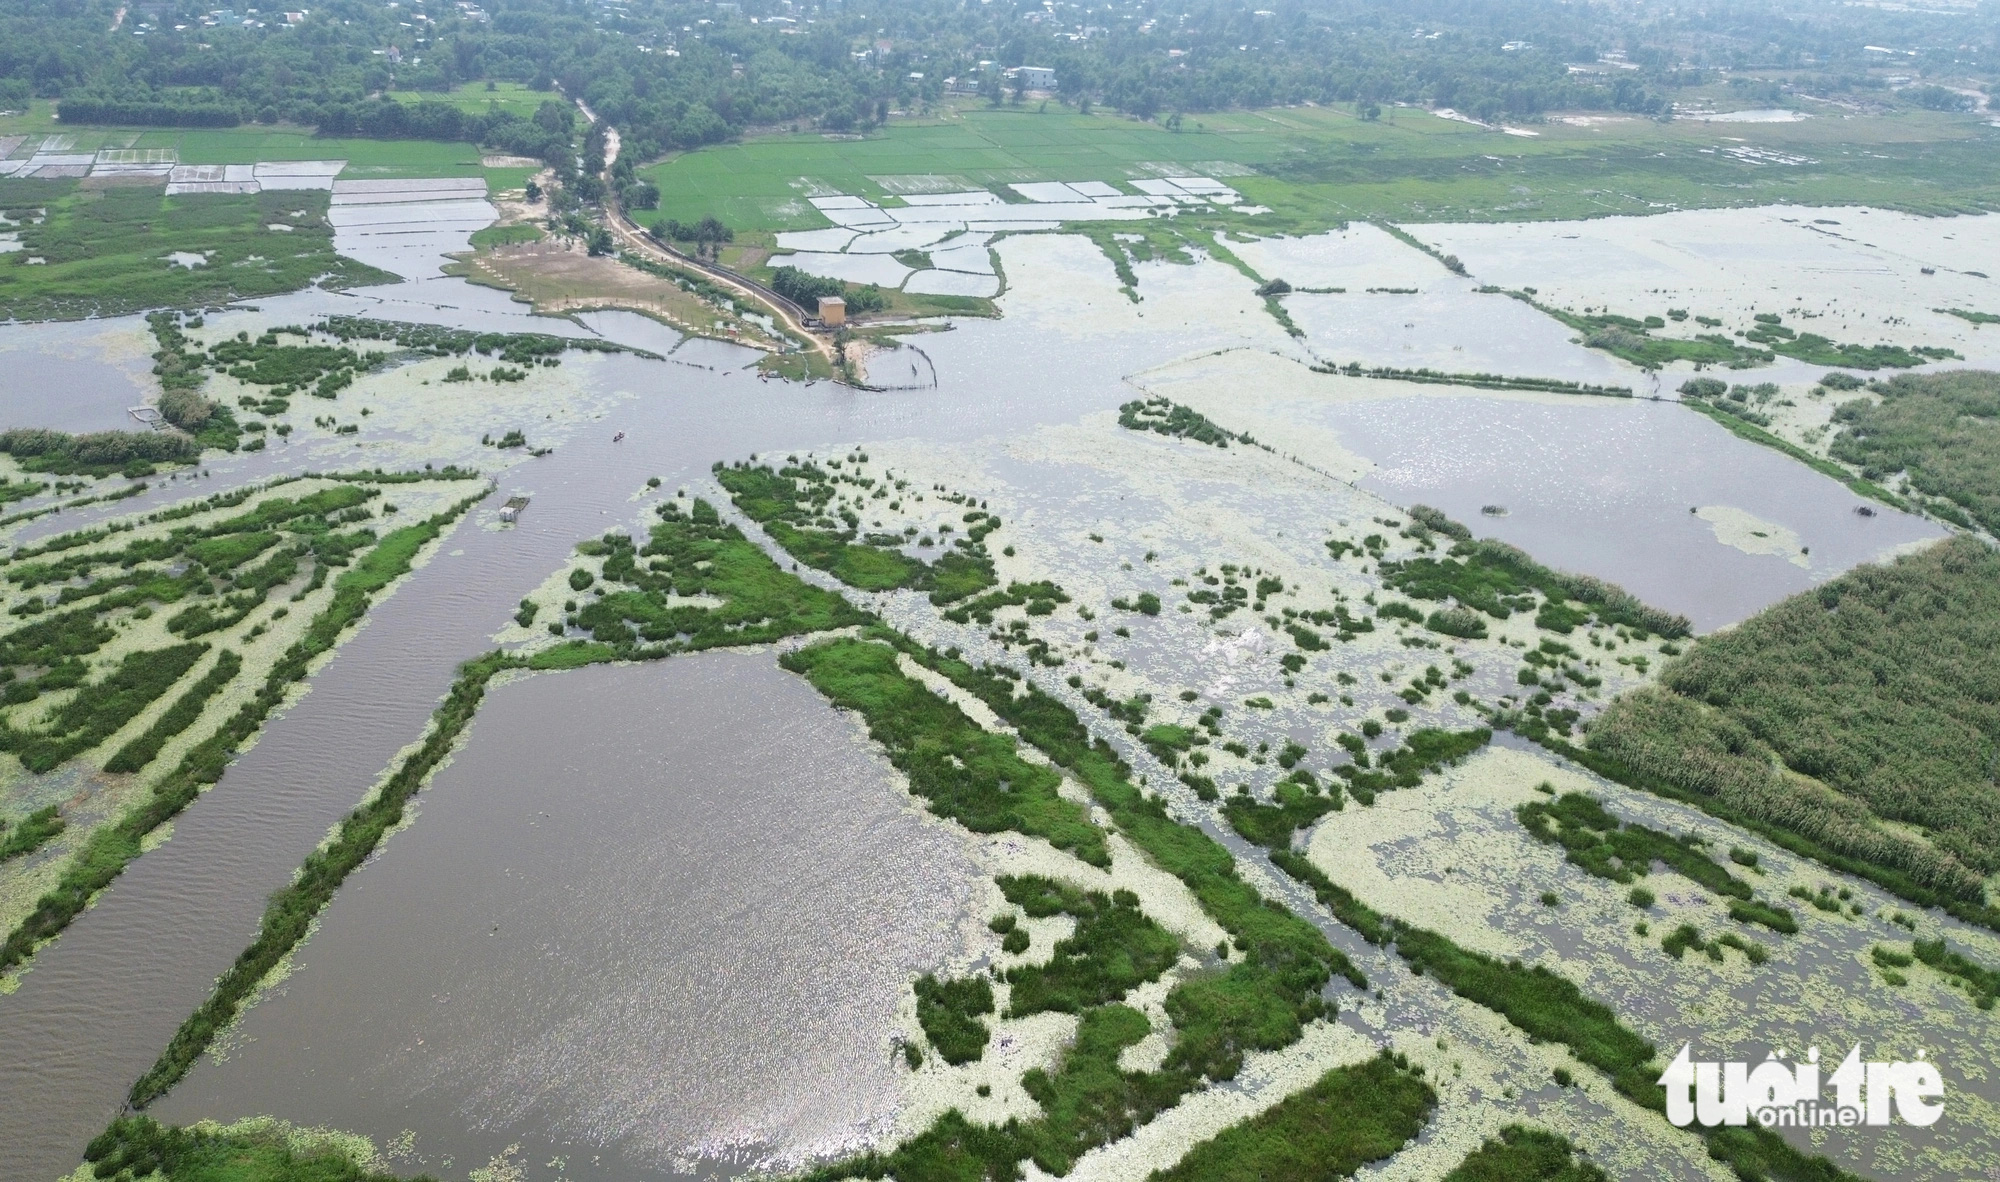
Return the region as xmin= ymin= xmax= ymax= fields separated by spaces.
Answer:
xmin=915 ymin=974 xmax=995 ymax=1064
xmin=0 ymin=643 xmax=206 ymax=772
xmin=0 ymin=804 xmax=64 ymax=863
xmin=82 ymin=1115 xmax=436 ymax=1182
xmin=780 ymin=639 xmax=1107 ymax=865
xmin=714 ymin=462 xmax=999 ymax=603
xmin=1829 ymin=369 xmax=2000 ymax=533
xmin=104 ymin=649 xmax=243 ymax=774
xmin=1441 ymin=1125 xmax=1607 ymax=1182
xmin=1379 ymin=513 xmax=1691 ymax=639
xmin=998 ymin=875 xmax=1180 ymax=1016
xmin=1150 ymin=1052 xmax=1435 ymax=1182
xmin=1588 ymin=536 xmax=2000 ymax=919
xmin=1514 ymin=791 xmax=1758 ymax=903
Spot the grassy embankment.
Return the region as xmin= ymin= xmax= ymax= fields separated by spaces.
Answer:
xmin=79 ymin=1115 xmax=436 ymax=1182
xmin=1585 ymin=535 xmax=2000 ymax=932
xmin=1310 ymin=360 xmax=1633 ymax=398
xmin=1489 ymin=290 xmax=1953 ymax=374
xmin=0 ymin=474 xmax=481 ymax=976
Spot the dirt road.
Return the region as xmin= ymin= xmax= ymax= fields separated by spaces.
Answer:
xmin=577 ymin=100 xmax=837 ymax=369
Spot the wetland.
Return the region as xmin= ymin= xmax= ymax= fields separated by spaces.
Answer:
xmin=2 ymin=160 xmax=1998 ymax=1182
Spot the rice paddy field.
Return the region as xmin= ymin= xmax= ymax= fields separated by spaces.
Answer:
xmin=0 ymin=115 xmax=493 ymax=180
xmin=644 ymin=100 xmax=2000 ymax=235
xmin=0 ymin=116 xmax=540 ymax=323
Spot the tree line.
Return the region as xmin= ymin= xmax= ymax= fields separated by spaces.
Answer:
xmin=3 ymin=0 xmax=1989 ymax=163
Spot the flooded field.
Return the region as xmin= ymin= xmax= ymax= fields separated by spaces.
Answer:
xmin=0 ymin=205 xmax=1993 ymax=1182
xmin=1405 ymin=206 xmax=2000 ymax=371
xmin=1324 ymin=392 xmax=1940 ymax=631
xmin=0 ymin=234 xmax=1216 ymax=1182
xmin=1135 ymin=348 xmax=1945 ymax=631
xmin=155 ymin=655 xmax=982 ymax=1181
xmin=0 ymin=315 xmax=162 ymax=434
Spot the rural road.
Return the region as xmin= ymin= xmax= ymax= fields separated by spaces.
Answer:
xmin=574 ymin=99 xmax=840 ymax=370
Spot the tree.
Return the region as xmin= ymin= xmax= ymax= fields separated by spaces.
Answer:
xmin=621 ymin=180 xmax=659 ymax=210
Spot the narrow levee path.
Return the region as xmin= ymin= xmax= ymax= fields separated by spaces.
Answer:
xmin=576 ymin=98 xmax=840 ymax=371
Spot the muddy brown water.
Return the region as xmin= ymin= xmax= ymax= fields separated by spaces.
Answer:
xmin=1328 ymin=393 xmax=1945 ymax=632
xmin=153 ymin=655 xmax=981 ymax=1181
xmin=0 ymin=316 xmax=163 ymax=435
xmin=0 ymin=253 xmax=1963 ymax=1179
xmin=0 ymin=276 xmax=1248 ymax=1181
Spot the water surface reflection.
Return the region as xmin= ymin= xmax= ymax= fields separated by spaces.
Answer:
xmin=156 ymin=654 xmax=981 ymax=1180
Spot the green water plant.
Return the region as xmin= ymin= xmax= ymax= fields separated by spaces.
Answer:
xmin=1442 ymin=1125 xmax=1607 ymax=1181
xmin=0 ymin=804 xmax=64 ymax=863
xmin=915 ymin=974 xmax=996 ymax=1064
xmin=1150 ymin=1051 xmax=1435 ymax=1182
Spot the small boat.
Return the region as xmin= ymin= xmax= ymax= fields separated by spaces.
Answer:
xmin=612 ymin=431 xmax=626 ymax=443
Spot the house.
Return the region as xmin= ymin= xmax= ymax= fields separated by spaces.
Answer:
xmin=1008 ymin=65 xmax=1057 ymax=91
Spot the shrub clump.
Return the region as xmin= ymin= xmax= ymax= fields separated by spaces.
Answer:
xmin=914 ymin=973 xmax=995 ymax=1064
xmin=1442 ymin=1125 xmax=1608 ymax=1181
xmin=1829 ymin=369 xmax=2000 ymax=533
xmin=0 ymin=427 xmax=201 ymax=476
xmin=1150 ymin=1051 xmax=1435 ymax=1182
